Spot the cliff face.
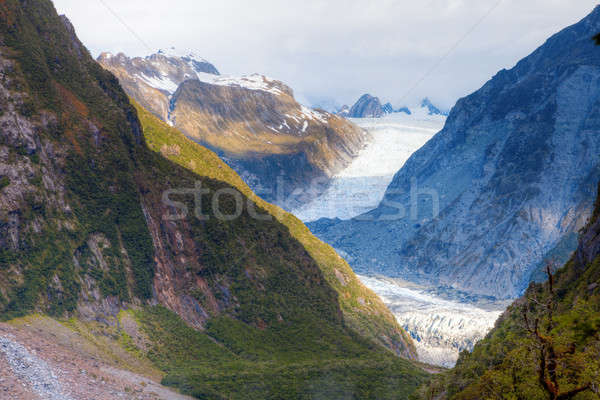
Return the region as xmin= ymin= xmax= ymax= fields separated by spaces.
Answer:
xmin=98 ymin=52 xmax=368 ymax=209
xmin=310 ymin=7 xmax=600 ymax=300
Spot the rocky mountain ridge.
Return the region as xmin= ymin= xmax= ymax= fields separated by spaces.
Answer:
xmin=341 ymin=93 xmax=445 ymax=118
xmin=98 ymin=51 xmax=369 ymax=210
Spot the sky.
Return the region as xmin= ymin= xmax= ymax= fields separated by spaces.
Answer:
xmin=52 ymin=0 xmax=598 ymax=111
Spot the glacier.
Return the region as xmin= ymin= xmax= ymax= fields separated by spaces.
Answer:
xmin=358 ymin=275 xmax=507 ymax=367
xmin=291 ymin=108 xmax=445 ymax=221
xmin=307 ymin=10 xmax=600 ymax=301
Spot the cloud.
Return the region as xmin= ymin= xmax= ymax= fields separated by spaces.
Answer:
xmin=53 ymin=0 xmax=598 ymax=109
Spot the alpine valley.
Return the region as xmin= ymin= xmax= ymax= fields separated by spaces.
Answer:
xmin=309 ymin=7 xmax=600 ymax=302
xmin=1 ymin=0 xmax=600 ymax=399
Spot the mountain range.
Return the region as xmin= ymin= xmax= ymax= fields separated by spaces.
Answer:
xmin=98 ymin=51 xmax=369 ymax=210
xmin=338 ymin=94 xmax=446 ymax=118
xmin=309 ymin=7 xmax=600 ymax=300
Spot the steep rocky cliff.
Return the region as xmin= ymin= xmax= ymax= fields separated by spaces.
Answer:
xmin=310 ymin=7 xmax=600 ymax=300
xmin=0 ymin=1 xmax=422 ymax=397
xmin=98 ymin=52 xmax=368 ymax=209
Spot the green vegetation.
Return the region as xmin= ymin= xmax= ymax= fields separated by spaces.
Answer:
xmin=134 ymin=306 xmax=427 ymax=399
xmin=0 ymin=0 xmax=156 ymax=315
xmin=0 ymin=175 xmax=9 ymax=190
xmin=123 ymin=102 xmax=426 ymax=398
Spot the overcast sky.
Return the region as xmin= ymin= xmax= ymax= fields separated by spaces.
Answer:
xmin=52 ymin=0 xmax=598 ymax=110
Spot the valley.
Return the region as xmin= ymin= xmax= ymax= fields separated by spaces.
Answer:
xmin=293 ymin=109 xmax=505 ymax=367
xmin=2 ymin=1 xmax=599 ymax=398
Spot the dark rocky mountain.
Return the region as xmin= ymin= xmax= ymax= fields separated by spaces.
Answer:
xmin=0 ymin=0 xmax=424 ymax=397
xmin=343 ymin=94 xmax=440 ymax=118
xmin=382 ymin=102 xmax=394 ymax=114
xmin=309 ymin=7 xmax=600 ymax=300
xmin=348 ymin=93 xmax=385 ymax=118
xmin=395 ymin=106 xmax=412 ymax=115
xmin=421 ymin=97 xmax=448 ymax=116
xmin=98 ymin=52 xmax=368 ymax=210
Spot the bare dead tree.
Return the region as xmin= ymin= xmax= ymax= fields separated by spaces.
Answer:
xmin=521 ymin=262 xmax=591 ymax=400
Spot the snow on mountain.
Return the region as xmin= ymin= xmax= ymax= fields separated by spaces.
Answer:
xmin=201 ymin=73 xmax=286 ymax=96
xmin=137 ymin=71 xmax=180 ymax=94
xmin=103 ymin=49 xmax=288 ymax=98
xmin=420 ymin=97 xmax=448 ymax=116
xmin=358 ymin=275 xmax=506 ymax=367
xmin=292 ymin=107 xmax=445 ymax=221
xmin=140 ymin=65 xmax=285 ymax=97
xmin=157 ymin=46 xmax=211 ymax=63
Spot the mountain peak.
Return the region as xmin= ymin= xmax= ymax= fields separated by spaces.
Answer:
xmin=156 ymin=46 xmax=209 ymax=63
xmin=420 ymin=97 xmax=447 ymax=116
xmin=348 ymin=93 xmax=384 ymax=118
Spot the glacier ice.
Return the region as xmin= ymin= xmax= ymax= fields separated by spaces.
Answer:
xmin=292 ymin=108 xmax=445 ymax=221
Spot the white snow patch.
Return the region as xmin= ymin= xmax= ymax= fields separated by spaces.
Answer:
xmin=193 ymin=72 xmax=285 ymax=96
xmin=157 ymin=47 xmax=210 ymax=64
xmin=285 ymin=114 xmax=301 ymax=124
xmin=302 ymin=120 xmax=308 ymax=133
xmin=300 ymin=105 xmax=327 ymax=123
xmin=137 ymin=72 xmax=179 ymax=94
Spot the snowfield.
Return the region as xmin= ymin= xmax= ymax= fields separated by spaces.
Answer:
xmin=292 ymin=108 xmax=445 ymax=221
